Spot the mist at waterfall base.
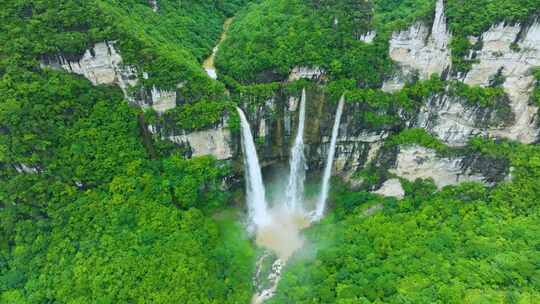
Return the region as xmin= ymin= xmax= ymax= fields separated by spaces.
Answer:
xmin=257 ymin=165 xmax=325 ymax=259
xmin=237 ymin=92 xmax=345 ymax=261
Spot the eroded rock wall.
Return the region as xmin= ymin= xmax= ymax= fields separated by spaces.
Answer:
xmin=168 ymin=125 xmax=233 ymax=160
xmin=236 ymin=86 xmax=392 ymax=178
xmin=41 ymin=41 xmax=177 ymax=113
xmin=465 ymin=22 xmax=540 ymax=143
xmin=236 ymin=82 xmax=511 ymax=192
xmin=390 ymin=145 xmax=486 ymax=189
xmin=415 ymin=93 xmax=513 ymax=146
xmin=383 ymin=0 xmax=451 ymax=92
xmin=226 ymin=1 xmax=530 ymax=188
xmin=148 ymin=119 xmax=234 ymax=160
xmin=383 ymin=0 xmax=539 ymax=146
xmin=38 ymin=1 xmax=537 ymax=185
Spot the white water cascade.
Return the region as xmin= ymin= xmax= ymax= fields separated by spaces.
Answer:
xmin=285 ymin=88 xmax=307 ymax=211
xmin=239 ymin=93 xmax=346 ymax=303
xmin=314 ymin=95 xmax=345 ymax=220
xmin=237 ymin=107 xmax=270 ymax=228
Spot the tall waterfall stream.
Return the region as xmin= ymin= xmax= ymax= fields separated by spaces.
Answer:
xmin=237 ymin=93 xmax=345 ymax=303
xmin=315 ymin=95 xmax=345 ymax=220
xmin=285 ymin=89 xmax=307 ymax=212
xmin=237 ymin=108 xmax=269 ymax=229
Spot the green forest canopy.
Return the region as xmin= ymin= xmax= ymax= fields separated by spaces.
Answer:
xmin=217 ymin=0 xmax=540 ymax=83
xmin=1 ymin=0 xmax=539 ymax=303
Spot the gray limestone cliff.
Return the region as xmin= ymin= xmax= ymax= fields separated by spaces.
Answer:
xmin=383 ymin=0 xmax=451 ymax=92
xmin=38 ymin=1 xmax=539 ymax=191
xmin=415 ymin=92 xmax=514 ymax=147
xmin=40 ymin=41 xmax=177 ymax=113
xmin=384 ymin=0 xmax=540 ymax=146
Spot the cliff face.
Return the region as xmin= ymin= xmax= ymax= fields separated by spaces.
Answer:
xmin=41 ymin=0 xmax=539 ymax=193
xmin=40 ymin=40 xmax=236 ymax=160
xmin=465 ymin=21 xmax=540 ymax=144
xmin=149 ymin=121 xmax=234 ymax=160
xmin=385 ymin=0 xmax=539 ymax=146
xmin=239 ymin=83 xmax=510 ymax=196
xmin=383 ymin=0 xmax=452 ymax=91
xmin=40 ymin=41 xmax=178 ymax=113
xmin=415 ymin=93 xmax=513 ymax=147
xmin=236 ymin=0 xmax=538 ymax=193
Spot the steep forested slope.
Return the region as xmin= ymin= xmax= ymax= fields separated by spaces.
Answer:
xmin=216 ymin=1 xmax=540 ymax=302
xmin=270 ymin=140 xmax=540 ymax=303
xmin=0 ymin=1 xmax=255 ymax=303
xmin=217 ymin=0 xmax=540 ymax=83
xmin=216 ymin=0 xmax=385 ymax=85
xmin=1 ymin=0 xmax=540 ymax=303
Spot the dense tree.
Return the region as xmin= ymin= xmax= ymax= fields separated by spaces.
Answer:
xmin=0 ymin=2 xmax=256 ymax=302
xmin=270 ymin=141 xmax=540 ymax=303
xmin=218 ymin=0 xmax=540 ymax=82
xmin=2 ymin=0 xmax=540 ymax=303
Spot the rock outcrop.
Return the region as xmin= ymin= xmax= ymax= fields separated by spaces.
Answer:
xmin=359 ymin=31 xmax=376 ymax=43
xmin=464 ymin=22 xmax=540 ymax=144
xmin=14 ymin=164 xmax=39 ymax=174
xmin=389 ymin=145 xmax=487 ymax=189
xmin=415 ymin=93 xmax=513 ymax=146
xmin=148 ymin=122 xmax=233 ymax=160
xmin=288 ymin=66 xmax=325 ymax=82
xmin=149 ymin=87 xmax=177 ymax=113
xmin=168 ymin=125 xmax=233 ymax=160
xmin=384 ymin=0 xmax=451 ymax=91
xmin=383 ymin=0 xmax=539 ymax=146
xmin=41 ymin=41 xmax=177 ymax=113
xmin=230 ymin=0 xmax=530 ymax=190
xmin=231 ymin=78 xmax=511 ymax=190
xmin=41 ymin=42 xmax=136 ymax=92
xmin=373 ymin=178 xmax=405 ymax=199
xmin=39 ymin=0 xmax=536 ymax=186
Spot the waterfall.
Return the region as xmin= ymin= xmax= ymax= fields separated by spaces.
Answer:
xmin=237 ymin=107 xmax=269 ymax=228
xmin=285 ymin=89 xmax=307 ymax=211
xmin=314 ymin=95 xmax=345 ymax=220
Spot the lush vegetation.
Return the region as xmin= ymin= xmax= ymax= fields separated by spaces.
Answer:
xmin=219 ymin=2 xmax=539 ymax=301
xmin=340 ymin=75 xmax=445 ymax=128
xmin=2 ymin=0 xmax=540 ymax=303
xmin=216 ymin=0 xmax=390 ymax=85
xmin=0 ymin=64 xmax=255 ymax=302
xmin=533 ymin=69 xmax=540 ymax=107
xmin=0 ymin=1 xmax=256 ymax=302
xmin=386 ymin=128 xmax=449 ymax=154
xmin=446 ymin=0 xmax=540 ymax=72
xmin=270 ymin=140 xmax=540 ymax=303
xmin=218 ymin=0 xmax=540 ymax=82
xmin=146 ymin=99 xmax=238 ymax=133
xmin=2 ymin=159 xmax=254 ymax=303
xmin=328 ymin=75 xmax=509 ymax=130
xmin=0 ymin=0 xmax=255 ymax=101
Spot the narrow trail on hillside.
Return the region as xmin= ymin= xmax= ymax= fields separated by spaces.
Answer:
xmin=203 ymin=18 xmax=233 ymax=79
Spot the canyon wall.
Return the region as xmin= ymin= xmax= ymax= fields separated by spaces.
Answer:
xmin=39 ymin=0 xmax=539 ymax=192
xmin=39 ymin=41 xmax=234 ymax=160
xmin=385 ymin=0 xmax=539 ymax=146
xmin=40 ymin=41 xmax=177 ymax=113
xmin=236 ymin=0 xmax=536 ymax=192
